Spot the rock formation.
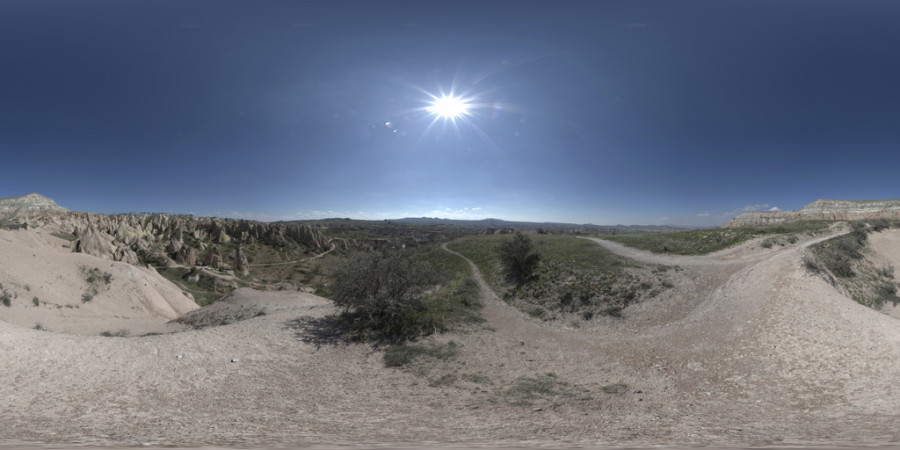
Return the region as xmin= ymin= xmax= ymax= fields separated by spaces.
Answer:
xmin=165 ymin=238 xmax=182 ymax=256
xmin=204 ymin=246 xmax=222 ymax=269
xmin=234 ymin=247 xmax=250 ymax=276
xmin=724 ymin=198 xmax=900 ymax=227
xmin=175 ymin=246 xmax=200 ymax=266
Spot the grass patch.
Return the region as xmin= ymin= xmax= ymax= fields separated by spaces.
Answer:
xmin=156 ymin=267 xmax=224 ymax=306
xmin=600 ymin=382 xmax=628 ymax=394
xmin=383 ymin=341 xmax=459 ymax=367
xmin=504 ymin=373 xmax=577 ymax=406
xmin=449 ymin=234 xmax=673 ymax=320
xmin=50 ymin=232 xmax=77 ymax=241
xmin=604 ymin=220 xmax=832 ymax=255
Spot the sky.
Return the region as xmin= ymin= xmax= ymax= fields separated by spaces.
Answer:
xmin=2 ymin=0 xmax=899 ymax=227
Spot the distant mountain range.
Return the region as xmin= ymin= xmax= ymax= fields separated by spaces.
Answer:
xmin=1 ymin=193 xmax=687 ymax=234
xmin=391 ymin=217 xmax=685 ymax=234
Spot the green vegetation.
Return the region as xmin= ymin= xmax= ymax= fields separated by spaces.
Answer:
xmin=503 ymin=373 xmax=586 ymax=406
xmin=805 ymin=220 xmax=900 ymax=309
xmin=1 ymin=286 xmax=11 ymax=307
xmin=497 ymin=232 xmax=540 ymax=284
xmin=449 ymin=234 xmax=674 ymax=320
xmin=100 ymin=329 xmax=130 ymax=337
xmin=33 ymin=323 xmax=46 ymax=331
xmin=604 ymin=220 xmax=832 ymax=255
xmin=81 ymin=290 xmax=95 ymax=303
xmin=383 ymin=341 xmax=459 ymax=367
xmin=32 ymin=296 xmax=39 ymax=306
xmin=50 ymin=232 xmax=77 ymax=241
xmin=80 ymin=266 xmax=112 ymax=303
xmin=157 ymin=266 xmax=223 ymax=306
xmin=83 ymin=267 xmax=112 ymax=285
xmin=328 ymin=245 xmax=482 ymax=343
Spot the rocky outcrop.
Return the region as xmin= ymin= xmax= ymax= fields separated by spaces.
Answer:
xmin=0 ymin=193 xmax=68 ymax=214
xmin=724 ymin=198 xmax=900 ymax=227
xmin=175 ymin=246 xmax=200 ymax=266
xmin=74 ymin=226 xmax=115 ymax=260
xmin=165 ymin=238 xmax=182 ymax=255
xmin=234 ymin=247 xmax=250 ymax=276
xmin=204 ymin=246 xmax=222 ymax=269
xmin=73 ymin=225 xmax=140 ymax=264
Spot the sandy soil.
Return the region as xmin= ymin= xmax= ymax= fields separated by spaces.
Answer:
xmin=4 ymin=228 xmax=900 ymax=448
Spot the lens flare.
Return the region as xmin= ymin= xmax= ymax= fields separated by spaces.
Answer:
xmin=428 ymin=96 xmax=469 ymax=119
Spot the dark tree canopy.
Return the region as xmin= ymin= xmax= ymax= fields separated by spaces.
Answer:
xmin=497 ymin=232 xmax=540 ymax=284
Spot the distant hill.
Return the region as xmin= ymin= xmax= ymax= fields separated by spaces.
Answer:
xmin=392 ymin=217 xmax=685 ymax=234
xmin=0 ymin=193 xmax=68 ymax=215
xmin=724 ymin=198 xmax=900 ymax=227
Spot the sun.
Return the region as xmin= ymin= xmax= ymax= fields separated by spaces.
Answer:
xmin=428 ymin=95 xmax=470 ymax=119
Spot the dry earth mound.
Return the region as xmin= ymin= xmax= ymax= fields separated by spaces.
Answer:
xmin=0 ymin=228 xmax=198 ymax=336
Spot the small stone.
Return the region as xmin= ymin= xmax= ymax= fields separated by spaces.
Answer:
xmin=231 ymin=358 xmax=239 ymax=363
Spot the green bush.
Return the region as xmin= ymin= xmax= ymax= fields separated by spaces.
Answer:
xmin=331 ymin=249 xmax=440 ymax=342
xmin=497 ymin=232 xmax=540 ymax=284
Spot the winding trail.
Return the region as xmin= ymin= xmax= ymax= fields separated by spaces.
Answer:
xmin=440 ymin=230 xmax=900 ymax=443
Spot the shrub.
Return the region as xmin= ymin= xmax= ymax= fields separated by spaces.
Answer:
xmin=32 ymin=296 xmax=39 ymax=306
xmin=802 ymin=254 xmax=822 ymax=273
xmin=497 ymin=232 xmax=540 ymax=284
xmin=100 ymin=329 xmax=129 ymax=337
xmin=33 ymin=323 xmax=45 ymax=331
xmin=331 ymin=250 xmax=440 ymax=342
xmin=1 ymin=289 xmax=11 ymax=307
xmin=824 ymin=253 xmax=855 ymax=278
xmin=82 ymin=288 xmax=97 ymax=303
xmin=867 ymin=218 xmax=893 ymax=232
xmin=383 ymin=341 xmax=459 ymax=367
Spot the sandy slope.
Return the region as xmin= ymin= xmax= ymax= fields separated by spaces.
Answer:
xmin=0 ymin=230 xmax=198 ymax=336
xmin=4 ymin=229 xmax=900 ymax=448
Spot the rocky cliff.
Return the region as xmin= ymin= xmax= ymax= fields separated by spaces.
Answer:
xmin=4 ymin=195 xmax=328 ymax=275
xmin=724 ymin=198 xmax=900 ymax=227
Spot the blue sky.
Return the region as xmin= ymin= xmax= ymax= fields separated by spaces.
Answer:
xmin=2 ymin=0 xmax=899 ymax=226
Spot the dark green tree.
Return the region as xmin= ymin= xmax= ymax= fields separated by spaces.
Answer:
xmin=331 ymin=250 xmax=439 ymax=342
xmin=497 ymin=232 xmax=540 ymax=284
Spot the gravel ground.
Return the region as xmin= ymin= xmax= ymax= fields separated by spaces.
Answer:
xmin=4 ymin=229 xmax=900 ymax=449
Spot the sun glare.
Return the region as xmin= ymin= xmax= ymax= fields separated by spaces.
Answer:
xmin=428 ymin=95 xmax=469 ymax=119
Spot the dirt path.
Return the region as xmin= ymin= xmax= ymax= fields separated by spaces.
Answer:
xmin=8 ymin=230 xmax=900 ymax=448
